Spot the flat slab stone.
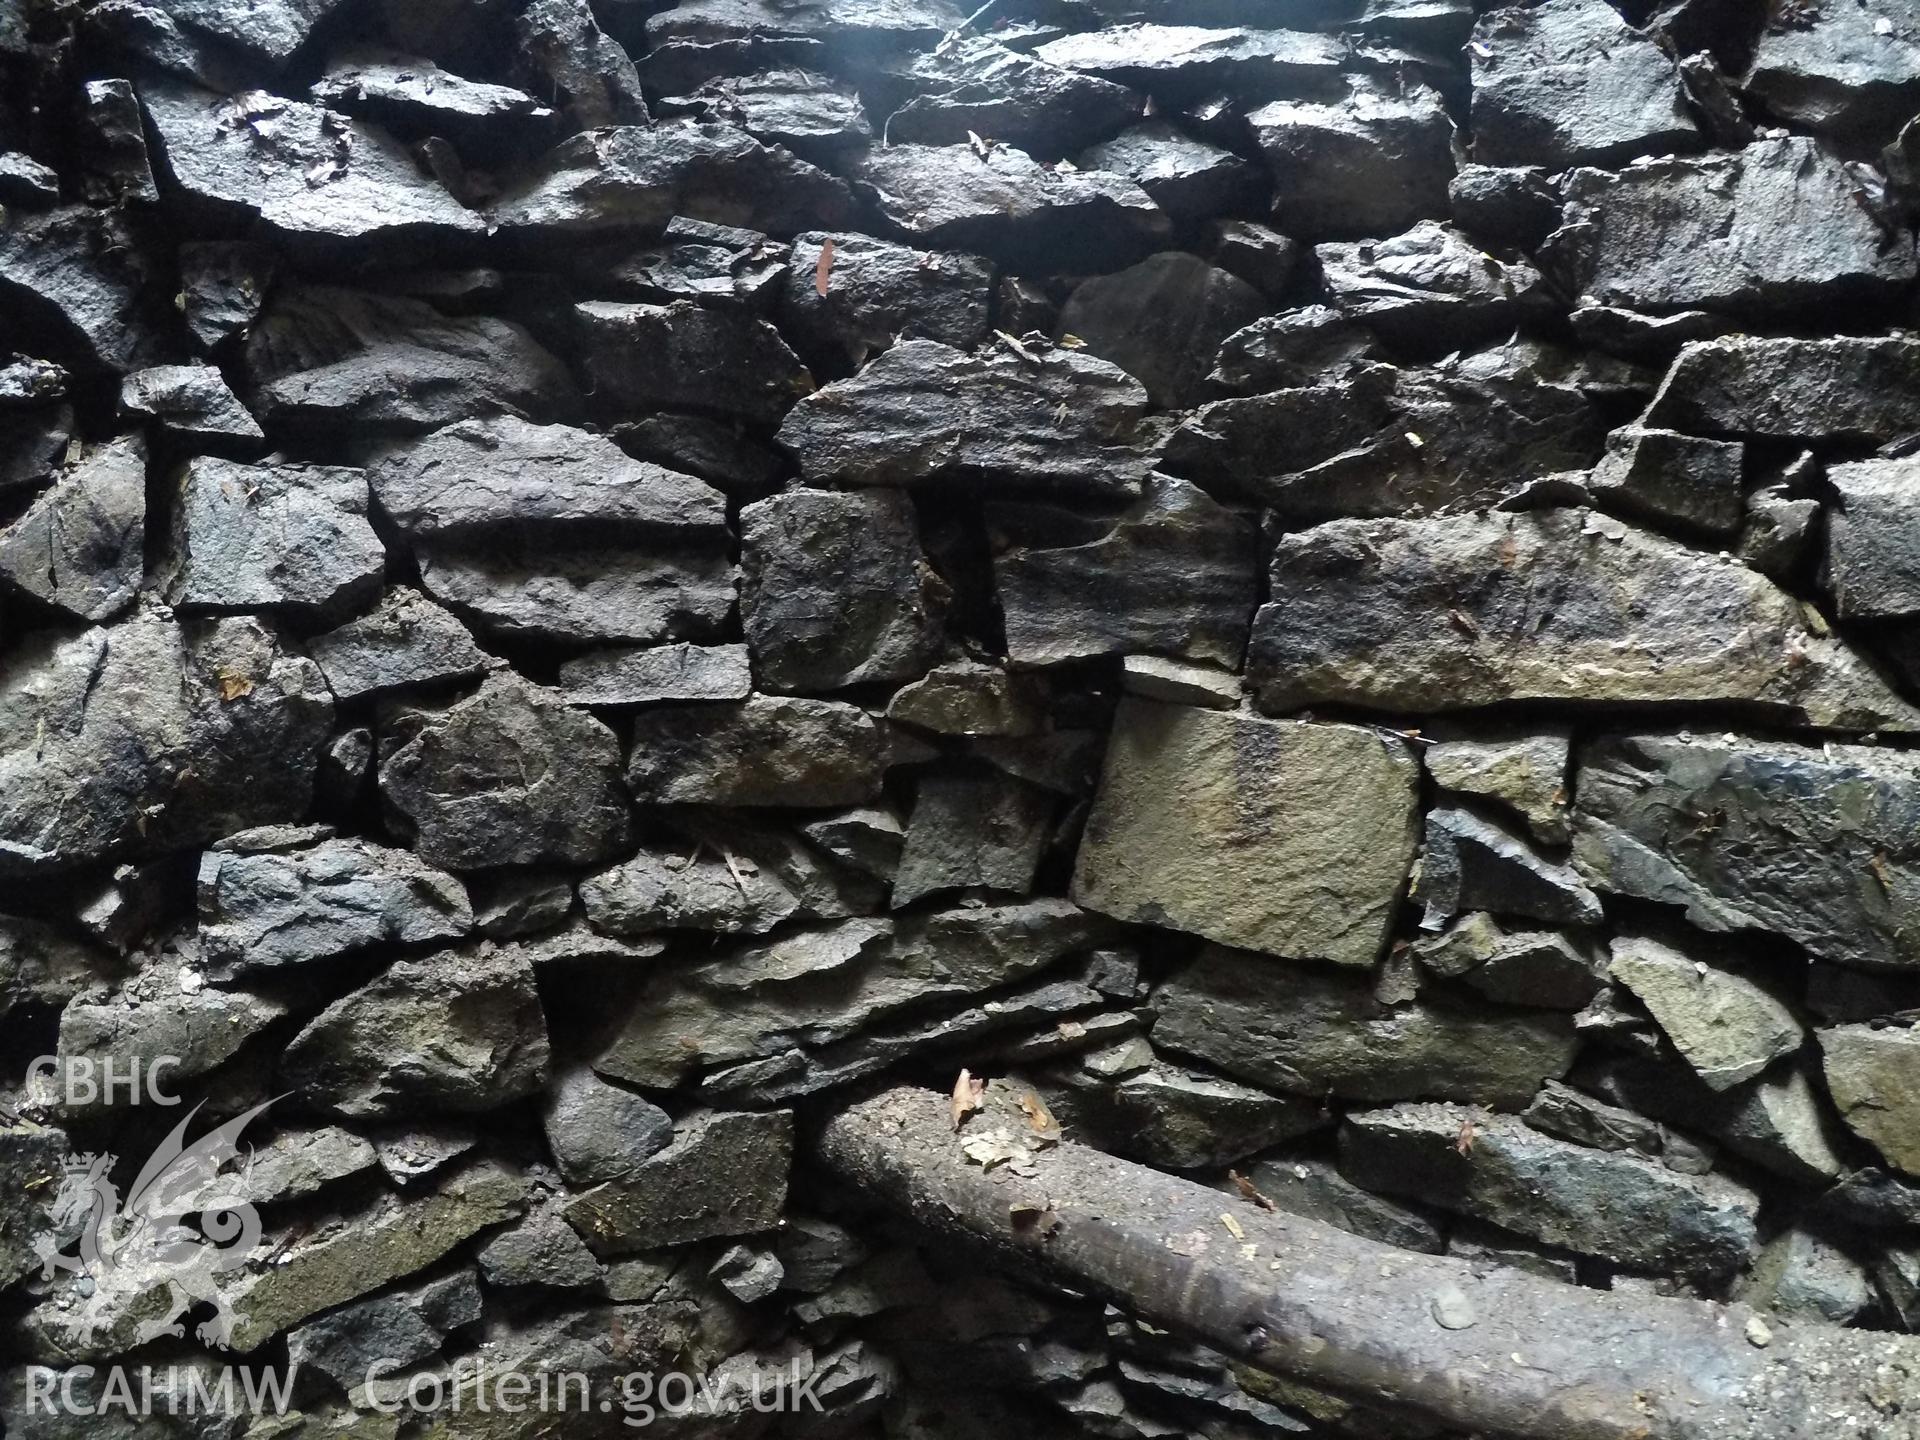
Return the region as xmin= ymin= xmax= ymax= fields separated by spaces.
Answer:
xmin=1644 ymin=335 xmax=1920 ymax=444
xmin=1820 ymin=1024 xmax=1920 ymax=1176
xmin=1073 ymin=699 xmax=1419 ymax=967
xmin=1573 ymin=732 xmax=1920 ymax=972
xmin=1250 ymin=507 xmax=1920 ymax=733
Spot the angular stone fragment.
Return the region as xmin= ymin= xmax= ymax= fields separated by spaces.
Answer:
xmin=597 ymin=901 xmax=1102 ymax=1087
xmin=1252 ymin=508 xmax=1920 ymax=731
xmin=0 ymin=205 xmax=162 ymax=373
xmin=887 ymin=661 xmax=1046 ymax=738
xmin=1425 ymin=729 xmax=1570 ymax=845
xmin=1248 ymin=73 xmax=1455 ymax=240
xmin=282 ymin=943 xmax=550 ymax=1118
xmin=1120 ymin=656 xmax=1240 ymax=710
xmin=1461 ymin=929 xmax=1606 ymax=1011
xmin=1035 ymin=24 xmax=1343 ymax=105
xmin=1740 ymin=1227 xmax=1872 ymax=1326
xmin=893 ymin=771 xmax=1053 ymax=908
xmin=1207 ymin=305 xmax=1381 ymax=394
xmin=1418 ymin=806 xmax=1602 ymax=929
xmin=0 ymin=610 xmax=331 ymax=875
xmin=479 ymin=1205 xmax=605 ymax=1291
xmin=153 ymin=0 xmax=349 ymax=67
xmin=1172 ymin=345 xmax=1608 ymax=520
xmin=662 ymin=68 xmax=871 ymax=163
xmin=1448 ymin=163 xmax=1564 ymax=248
xmin=1551 ymin=137 xmax=1917 ymax=316
xmin=233 ymin=1125 xmax=379 ymax=1206
xmin=573 ymin=216 xmax=792 ymax=310
xmin=1105 ymin=1066 xmax=1324 ymax=1171
xmin=491 ymin=124 xmax=853 ymax=238
xmin=0 ymin=915 xmax=114 ymax=1020
xmin=0 ymin=152 xmax=59 ymax=205
xmin=564 ymin=1111 xmax=793 ymax=1254
xmin=308 ymin=589 xmax=490 ymax=703
xmin=1586 ymin=426 xmax=1744 ymax=540
xmin=3 ymin=1121 xmax=74 ymax=1289
xmin=778 ymin=232 xmax=991 ymax=370
xmin=313 ymin=47 xmax=553 ymax=138
xmin=120 ymin=364 xmax=262 ymax=448
xmin=381 ymin=673 xmax=632 ymax=869
xmin=992 ymin=476 xmax=1257 ymax=668
xmin=1609 ymin=934 xmax=1803 ymax=1091
xmin=550 ymin=644 xmax=746 ymax=709
xmin=1743 ymin=6 xmax=1920 ymax=147
xmin=1076 ymin=702 xmax=1417 ymax=966
xmin=179 ymin=241 xmax=274 ymax=354
xmin=246 ymin=286 xmax=580 ymax=439
xmin=1645 ymin=335 xmax=1920 ymax=443
xmin=800 ymin=806 xmax=906 ymax=884
xmin=890 ymin=35 xmax=1142 ymax=154
xmin=623 ymin=695 xmax=886 ymax=808
xmin=287 ymin=1270 xmax=480 ymax=1389
xmin=78 ymin=79 xmax=157 ymax=205
xmin=1056 ymin=252 xmax=1264 ymax=409
xmin=1573 ymin=732 xmax=1920 ymax=971
xmin=164 ymin=457 xmax=385 ymax=624
xmin=1824 ymin=455 xmax=1920 ymax=620
xmin=1236 ymin=1154 xmax=1442 ymax=1253
xmin=1523 ymin=1079 xmax=1665 ymax=1159
xmin=141 ymin=83 xmax=485 ymax=248
xmin=1341 ymin=1103 xmax=1759 ymax=1277
xmin=1820 ymin=1023 xmax=1920 ymax=1176
xmin=851 ymin=143 xmax=1168 ymax=266
xmin=740 ymin=490 xmax=946 ymax=693
xmin=222 ymin=1161 xmax=524 ymax=1352
xmin=1317 ymin=222 xmax=1546 ymax=352
xmin=1469 ymin=0 xmax=1696 ymax=168
xmin=0 ymin=434 xmax=145 ymax=623
xmin=582 ymin=844 xmax=802 ymax=937
xmin=542 ymin=1064 xmax=674 ymax=1187
xmin=198 ymin=836 xmax=472 ymax=977
xmin=515 ymin=0 xmax=645 ymax=128
xmin=1153 ymin=946 xmax=1577 ymax=1107
xmin=58 ymin=948 xmax=288 ymax=1102
xmin=1079 ymin=123 xmax=1266 ymax=222
xmin=782 ymin=338 xmax=1154 ymax=495
xmin=576 ymin=299 xmax=811 ymax=425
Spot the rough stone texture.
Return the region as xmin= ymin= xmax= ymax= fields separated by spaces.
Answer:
xmin=198 ymin=836 xmax=473 ymax=976
xmin=307 ymin=589 xmax=491 ymax=703
xmin=1057 ymin=252 xmax=1265 ymax=409
xmin=1237 ymin=1154 xmax=1442 ymax=1254
xmin=380 ymin=673 xmax=633 ymax=870
xmin=1418 ymin=806 xmax=1603 ymax=929
xmin=581 ymin=844 xmax=803 ymax=937
xmin=281 ymin=943 xmax=550 ymax=1118
xmin=1586 ymin=426 xmax=1745 ymax=540
xmin=287 ymin=1270 xmax=480 ymax=1389
xmin=1645 ymin=334 xmax=1920 ymax=443
xmin=1251 ymin=508 xmax=1920 ymax=732
xmin=1740 ymin=1228 xmax=1873 ymax=1326
xmin=1824 ymin=455 xmax=1920 ymax=620
xmin=0 ymin=434 xmax=145 ymax=623
xmin=627 ymin=696 xmax=887 ymax=808
xmin=141 ymin=82 xmax=486 ymax=248
xmin=491 ymin=123 xmax=853 ymax=239
xmin=1079 ymin=123 xmax=1265 ymax=222
xmin=1075 ymin=701 xmax=1419 ymax=967
xmin=740 ymin=489 xmax=946 ymax=693
xmin=850 ymin=143 xmax=1168 ymax=267
xmin=1573 ymin=732 xmax=1920 ymax=973
xmin=0 ymin=610 xmax=331 ymax=875
xmin=1153 ymin=946 xmax=1578 ymax=1107
xmin=1548 ymin=138 xmax=1916 ymax=315
xmin=574 ymin=299 xmax=812 ymax=425
xmin=120 ymin=364 xmax=263 ymax=447
xmin=556 ymin=643 xmax=752 ymax=707
xmin=1341 ymin=1103 xmax=1760 ymax=1277
xmin=887 ymin=661 xmax=1046 ymax=737
xmin=1034 ymin=24 xmax=1344 ymax=106
xmin=992 ymin=476 xmax=1258 ymax=669
xmin=1322 ymin=223 xmax=1546 ymax=354
xmin=0 ymin=205 xmax=162 ymax=373
xmin=781 ymin=338 xmax=1154 ymax=495
xmin=893 ymin=771 xmax=1053 ymax=907
xmin=313 ymin=47 xmax=552 ymax=137
xmin=778 ymin=232 xmax=991 ymax=367
xmin=164 ymin=457 xmax=386 ymax=624
xmin=889 ymin=35 xmax=1141 ymax=154
xmin=1743 ymin=5 xmax=1920 ymax=147
xmin=1247 ymin=73 xmax=1455 ymax=241
xmin=245 ymin=286 xmax=580 ymax=438
xmin=563 ymin=1110 xmax=793 ymax=1254
xmin=1469 ymin=0 xmax=1697 ymax=168
xmin=1821 ymin=1024 xmax=1920 ymax=1176
xmin=1425 ymin=729 xmax=1571 ymax=845
xmin=541 ymin=1063 xmax=675 ymax=1187
xmin=1609 ymin=934 xmax=1804 ymax=1091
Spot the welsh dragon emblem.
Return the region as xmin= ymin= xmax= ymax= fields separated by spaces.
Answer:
xmin=33 ymin=1099 xmax=277 ymax=1350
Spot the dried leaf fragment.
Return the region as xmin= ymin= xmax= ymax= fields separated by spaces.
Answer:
xmin=1229 ymin=1170 xmax=1276 ymax=1211
xmin=814 ymin=237 xmax=836 ymax=296
xmin=215 ymin=668 xmax=254 ymax=703
xmin=951 ymin=1068 xmax=985 ymax=1131
xmin=1221 ymin=1212 xmax=1245 ymax=1241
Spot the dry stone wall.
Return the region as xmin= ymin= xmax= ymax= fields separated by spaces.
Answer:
xmin=1 ymin=0 xmax=1919 ymax=1436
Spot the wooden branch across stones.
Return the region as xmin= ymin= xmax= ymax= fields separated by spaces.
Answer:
xmin=814 ymin=1086 xmax=1920 ymax=1440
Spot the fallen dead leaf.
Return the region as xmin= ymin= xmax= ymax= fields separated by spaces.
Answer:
xmin=1019 ymin=1091 xmax=1056 ymax=1137
xmin=814 ymin=237 xmax=836 ymax=296
xmin=951 ymin=1069 xmax=985 ymax=1131
xmin=1228 ymin=1170 xmax=1276 ymax=1211
xmin=1220 ymin=1212 xmax=1245 ymax=1241
xmin=215 ymin=669 xmax=254 ymax=703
